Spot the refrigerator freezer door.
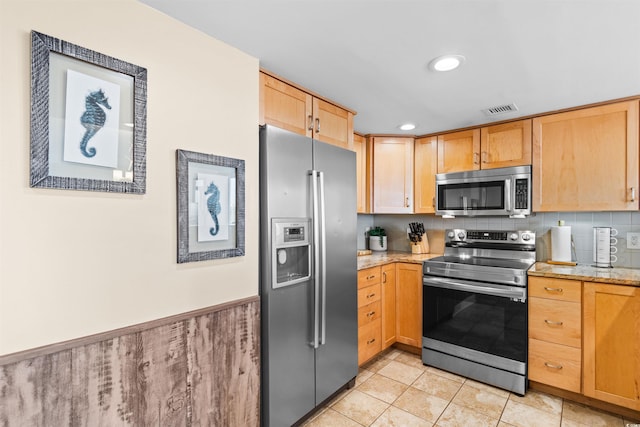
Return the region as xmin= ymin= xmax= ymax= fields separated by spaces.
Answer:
xmin=312 ymin=140 xmax=358 ymax=404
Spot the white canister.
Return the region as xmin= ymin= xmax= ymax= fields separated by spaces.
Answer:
xmin=369 ymin=236 xmax=387 ymax=251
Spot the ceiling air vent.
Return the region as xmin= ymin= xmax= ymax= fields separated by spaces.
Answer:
xmin=482 ymin=103 xmax=519 ymax=116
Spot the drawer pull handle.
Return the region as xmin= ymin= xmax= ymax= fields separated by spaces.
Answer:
xmin=367 ymin=293 xmax=376 ymax=299
xmin=544 ymin=362 xmax=563 ymax=370
xmin=382 ymin=272 xmax=387 ymax=283
xmin=366 ymin=275 xmax=375 ymax=280
xmin=367 ymin=338 xmax=376 ymax=345
xmin=543 ymin=287 xmax=563 ymax=293
xmin=366 ymin=311 xmax=376 ymax=317
xmin=544 ymin=319 xmax=564 ymax=326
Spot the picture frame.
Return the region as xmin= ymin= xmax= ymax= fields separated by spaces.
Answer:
xmin=30 ymin=30 xmax=147 ymax=193
xmin=176 ymin=149 xmax=245 ymax=263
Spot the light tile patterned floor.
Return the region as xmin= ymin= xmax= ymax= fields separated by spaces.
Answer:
xmin=302 ymin=348 xmax=640 ymax=427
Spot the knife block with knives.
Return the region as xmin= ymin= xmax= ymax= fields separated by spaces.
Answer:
xmin=408 ymin=222 xmax=430 ymax=254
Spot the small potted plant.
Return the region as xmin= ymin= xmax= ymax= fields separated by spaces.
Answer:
xmin=369 ymin=226 xmax=387 ymax=251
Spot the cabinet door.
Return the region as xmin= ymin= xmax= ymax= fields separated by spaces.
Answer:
xmin=312 ymin=98 xmax=354 ymax=149
xmin=395 ymin=263 xmax=422 ymax=348
xmin=354 ymin=133 xmax=371 ymax=213
xmin=480 ymin=119 xmax=532 ymax=169
xmin=532 ymin=100 xmax=639 ymax=211
xmin=437 ymin=129 xmax=481 ymax=173
xmin=583 ymin=282 xmax=640 ymax=410
xmin=372 ymin=137 xmax=414 ymax=213
xmin=260 ymin=72 xmax=312 ymax=137
xmin=381 ymin=263 xmax=396 ymax=349
xmin=414 ymin=136 xmax=438 ymax=213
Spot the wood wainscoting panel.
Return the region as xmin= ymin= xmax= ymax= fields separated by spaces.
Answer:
xmin=0 ymin=297 xmax=260 ymax=426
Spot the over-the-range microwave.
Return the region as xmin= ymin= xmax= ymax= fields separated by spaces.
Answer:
xmin=435 ymin=165 xmax=531 ymax=218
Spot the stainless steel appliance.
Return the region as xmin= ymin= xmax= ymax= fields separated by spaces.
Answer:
xmin=435 ymin=165 xmax=531 ymax=218
xmin=260 ymin=125 xmax=358 ymax=426
xmin=422 ymin=229 xmax=536 ymax=395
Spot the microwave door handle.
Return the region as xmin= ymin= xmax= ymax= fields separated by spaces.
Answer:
xmin=423 ymin=276 xmax=526 ymax=300
xmin=505 ymin=178 xmax=513 ymax=213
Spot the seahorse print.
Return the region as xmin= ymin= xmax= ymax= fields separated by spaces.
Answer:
xmin=205 ymin=182 xmax=221 ymax=236
xmin=79 ymin=89 xmax=111 ymax=158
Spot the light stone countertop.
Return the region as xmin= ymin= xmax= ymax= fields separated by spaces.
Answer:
xmin=357 ymin=250 xmax=442 ymax=270
xmin=529 ymin=262 xmax=640 ymax=287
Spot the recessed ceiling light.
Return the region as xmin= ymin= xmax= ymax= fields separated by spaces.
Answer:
xmin=399 ymin=123 xmax=416 ymax=131
xmin=429 ymin=55 xmax=465 ymax=72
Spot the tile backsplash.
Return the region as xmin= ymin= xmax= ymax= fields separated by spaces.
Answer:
xmin=358 ymin=212 xmax=640 ymax=269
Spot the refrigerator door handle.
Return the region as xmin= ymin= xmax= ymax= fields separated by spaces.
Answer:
xmin=318 ymin=171 xmax=327 ymax=346
xmin=311 ymin=170 xmax=320 ymax=349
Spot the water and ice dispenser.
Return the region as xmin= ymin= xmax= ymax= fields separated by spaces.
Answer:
xmin=272 ymin=218 xmax=311 ymax=289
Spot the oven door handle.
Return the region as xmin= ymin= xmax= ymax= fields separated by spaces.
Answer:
xmin=423 ymin=276 xmax=526 ymax=300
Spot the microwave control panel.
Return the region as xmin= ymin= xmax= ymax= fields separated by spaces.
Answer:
xmin=515 ymin=178 xmax=529 ymax=210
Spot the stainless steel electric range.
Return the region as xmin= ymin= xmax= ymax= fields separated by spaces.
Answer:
xmin=422 ymin=229 xmax=536 ymax=395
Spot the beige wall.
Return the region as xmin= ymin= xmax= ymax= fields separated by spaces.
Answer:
xmin=0 ymin=0 xmax=259 ymax=355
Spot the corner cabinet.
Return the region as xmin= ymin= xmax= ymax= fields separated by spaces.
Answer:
xmin=414 ymin=136 xmax=438 ymax=213
xmin=372 ymin=137 xmax=414 ymax=213
xmin=354 ymin=133 xmax=371 ymax=213
xmin=259 ymin=72 xmax=355 ymax=149
xmin=583 ymin=282 xmax=640 ymax=410
xmin=532 ymin=100 xmax=640 ymax=211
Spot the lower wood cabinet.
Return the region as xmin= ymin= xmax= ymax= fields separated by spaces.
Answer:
xmin=357 ymin=262 xmax=422 ymax=366
xmin=395 ymin=263 xmax=422 ymax=348
xmin=529 ymin=276 xmax=640 ymax=412
xmin=357 ymin=266 xmax=382 ymax=365
xmin=583 ymin=282 xmax=640 ymax=410
xmin=381 ymin=263 xmax=397 ymax=349
xmin=528 ymin=277 xmax=583 ymax=393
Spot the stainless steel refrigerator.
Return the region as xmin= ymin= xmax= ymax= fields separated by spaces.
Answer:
xmin=259 ymin=125 xmax=358 ymax=426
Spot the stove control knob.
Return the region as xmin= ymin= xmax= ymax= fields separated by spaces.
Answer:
xmin=509 ymin=233 xmax=519 ymax=241
xmin=457 ymin=232 xmax=466 ymax=240
xmin=522 ymin=233 xmax=531 ymax=241
xmin=447 ymin=231 xmax=455 ymax=239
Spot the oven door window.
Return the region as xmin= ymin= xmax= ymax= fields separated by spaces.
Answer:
xmin=438 ymin=181 xmax=504 ymax=211
xmin=423 ymin=284 xmax=526 ymax=362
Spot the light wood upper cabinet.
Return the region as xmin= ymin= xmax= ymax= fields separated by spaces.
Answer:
xmin=437 ymin=129 xmax=481 ymax=173
xmin=414 ymin=136 xmax=438 ymax=213
xmin=259 ymin=71 xmax=354 ymax=149
xmin=372 ymin=137 xmax=414 ymax=213
xmin=532 ymin=100 xmax=639 ymax=212
xmin=583 ymin=282 xmax=640 ymax=410
xmin=354 ymin=133 xmax=371 ymax=213
xmin=480 ymin=119 xmax=532 ymax=169
xmin=395 ymin=263 xmax=422 ymax=348
xmin=381 ymin=263 xmax=397 ymax=350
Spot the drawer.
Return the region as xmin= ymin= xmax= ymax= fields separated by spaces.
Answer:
xmin=358 ymin=318 xmax=382 ymax=365
xmin=358 ymin=266 xmax=381 ymax=289
xmin=529 ymin=276 xmax=581 ymax=302
xmin=529 ymin=297 xmax=581 ymax=348
xmin=358 ymin=283 xmax=381 ymax=308
xmin=358 ymin=300 xmax=381 ymax=327
xmin=529 ymin=338 xmax=581 ymax=393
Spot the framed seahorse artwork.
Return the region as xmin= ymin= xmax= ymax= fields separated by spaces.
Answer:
xmin=176 ymin=149 xmax=245 ymax=263
xmin=30 ymin=31 xmax=147 ymax=193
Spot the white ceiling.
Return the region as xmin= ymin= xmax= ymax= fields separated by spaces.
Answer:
xmin=139 ymin=0 xmax=640 ymax=136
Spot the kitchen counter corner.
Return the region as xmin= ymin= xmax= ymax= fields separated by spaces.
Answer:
xmin=529 ymin=262 xmax=640 ymax=287
xmin=357 ymin=251 xmax=442 ymax=270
